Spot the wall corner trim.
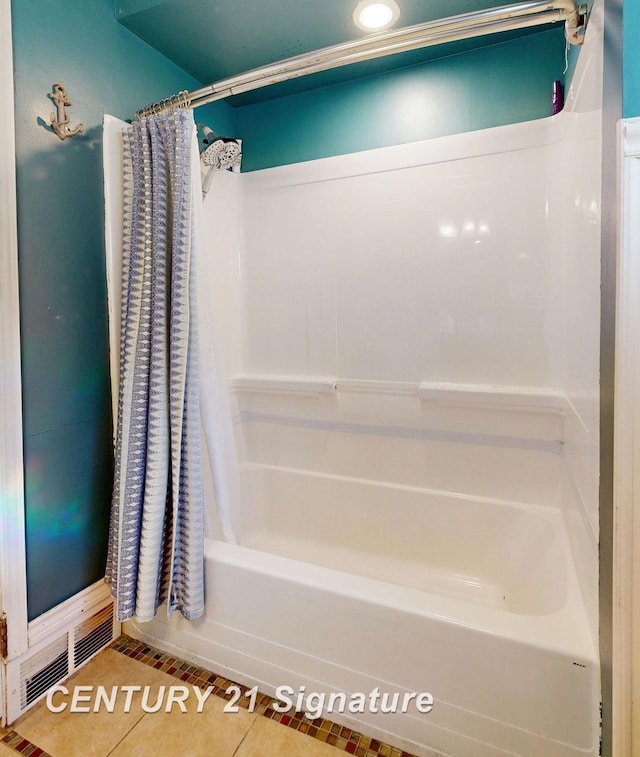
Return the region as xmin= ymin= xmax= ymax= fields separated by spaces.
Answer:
xmin=612 ymin=115 xmax=640 ymax=757
xmin=0 ymin=0 xmax=29 ymax=662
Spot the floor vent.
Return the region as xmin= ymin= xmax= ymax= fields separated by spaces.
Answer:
xmin=20 ymin=636 xmax=69 ymax=709
xmin=7 ymin=591 xmax=117 ymax=723
xmin=74 ymin=604 xmax=114 ymax=668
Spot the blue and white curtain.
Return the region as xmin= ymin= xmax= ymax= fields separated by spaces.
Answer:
xmin=106 ymin=108 xmax=204 ymax=623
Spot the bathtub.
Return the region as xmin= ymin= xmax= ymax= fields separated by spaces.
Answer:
xmin=125 ymin=418 xmax=599 ymax=757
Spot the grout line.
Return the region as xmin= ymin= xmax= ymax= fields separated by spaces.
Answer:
xmin=111 ymin=634 xmax=418 ymax=757
xmin=104 ymin=711 xmax=149 ymax=756
xmin=231 ymin=715 xmax=259 ymax=757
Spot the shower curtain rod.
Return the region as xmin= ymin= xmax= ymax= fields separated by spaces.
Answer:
xmin=136 ymin=0 xmax=586 ymax=118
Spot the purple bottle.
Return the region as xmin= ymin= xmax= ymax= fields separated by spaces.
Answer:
xmin=552 ymin=80 xmax=564 ymax=115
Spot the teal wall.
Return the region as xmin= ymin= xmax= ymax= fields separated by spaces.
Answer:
xmin=11 ymin=0 xmax=232 ymax=620
xmin=624 ymin=0 xmax=640 ymax=117
xmin=235 ymin=28 xmax=566 ymax=172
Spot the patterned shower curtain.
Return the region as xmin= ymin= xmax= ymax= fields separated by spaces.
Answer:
xmin=106 ymin=108 xmax=204 ymax=623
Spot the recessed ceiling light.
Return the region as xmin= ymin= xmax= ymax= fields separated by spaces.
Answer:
xmin=353 ymin=0 xmax=401 ymax=32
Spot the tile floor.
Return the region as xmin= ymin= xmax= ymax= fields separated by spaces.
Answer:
xmin=0 ymin=728 xmax=13 ymax=757
xmin=1 ymin=637 xmax=424 ymax=757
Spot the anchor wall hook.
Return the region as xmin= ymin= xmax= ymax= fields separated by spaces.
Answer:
xmin=48 ymin=84 xmax=84 ymax=140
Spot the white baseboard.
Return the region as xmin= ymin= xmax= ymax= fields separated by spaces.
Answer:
xmin=28 ymin=580 xmax=113 ymax=649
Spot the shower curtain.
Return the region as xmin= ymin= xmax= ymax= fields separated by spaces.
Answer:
xmin=106 ymin=108 xmax=204 ymax=623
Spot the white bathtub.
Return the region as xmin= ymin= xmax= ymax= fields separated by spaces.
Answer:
xmin=126 ymin=420 xmax=599 ymax=757
xmin=242 ymin=465 xmax=566 ymax=615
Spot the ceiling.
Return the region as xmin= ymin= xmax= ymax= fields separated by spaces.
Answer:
xmin=116 ymin=0 xmax=562 ymax=106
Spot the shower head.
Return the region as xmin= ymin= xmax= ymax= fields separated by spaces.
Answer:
xmin=201 ymin=137 xmax=242 ymax=171
xmin=197 ymin=124 xmax=241 ymax=169
xmin=197 ymin=124 xmax=242 ymax=198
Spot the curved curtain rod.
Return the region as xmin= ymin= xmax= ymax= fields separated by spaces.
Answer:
xmin=136 ymin=0 xmax=587 ymax=119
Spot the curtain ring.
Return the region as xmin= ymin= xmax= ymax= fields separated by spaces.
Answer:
xmin=136 ymin=90 xmax=190 ymax=119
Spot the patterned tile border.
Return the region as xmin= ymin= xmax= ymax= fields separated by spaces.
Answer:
xmin=112 ymin=634 xmax=419 ymax=757
xmin=1 ymin=731 xmax=52 ymax=757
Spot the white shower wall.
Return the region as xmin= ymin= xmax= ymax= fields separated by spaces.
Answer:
xmin=553 ymin=0 xmax=603 ymax=543
xmin=203 ymin=65 xmax=601 ymax=428
xmin=239 ymin=130 xmax=559 ymax=386
xmin=202 ymin=111 xmax=601 ymax=466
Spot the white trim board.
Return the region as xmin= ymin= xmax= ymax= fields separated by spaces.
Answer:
xmin=613 ymin=116 xmax=640 ymax=757
xmin=0 ymin=0 xmax=29 ymax=663
xmin=242 ymin=114 xmax=565 ymax=192
xmin=28 ymin=580 xmax=114 ymax=650
xmin=229 ymin=374 xmax=569 ymax=412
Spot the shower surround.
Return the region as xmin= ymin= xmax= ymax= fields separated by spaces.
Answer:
xmin=103 ymin=6 xmax=602 ymax=753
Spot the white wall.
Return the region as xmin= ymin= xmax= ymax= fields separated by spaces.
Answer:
xmin=201 ymin=83 xmax=601 ymax=489
xmin=554 ymin=0 xmax=604 ymax=543
xmin=550 ymin=0 xmax=604 ymax=645
xmin=239 ymin=123 xmax=562 ymax=387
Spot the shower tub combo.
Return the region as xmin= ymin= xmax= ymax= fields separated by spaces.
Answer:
xmin=104 ymin=62 xmax=601 ymax=756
